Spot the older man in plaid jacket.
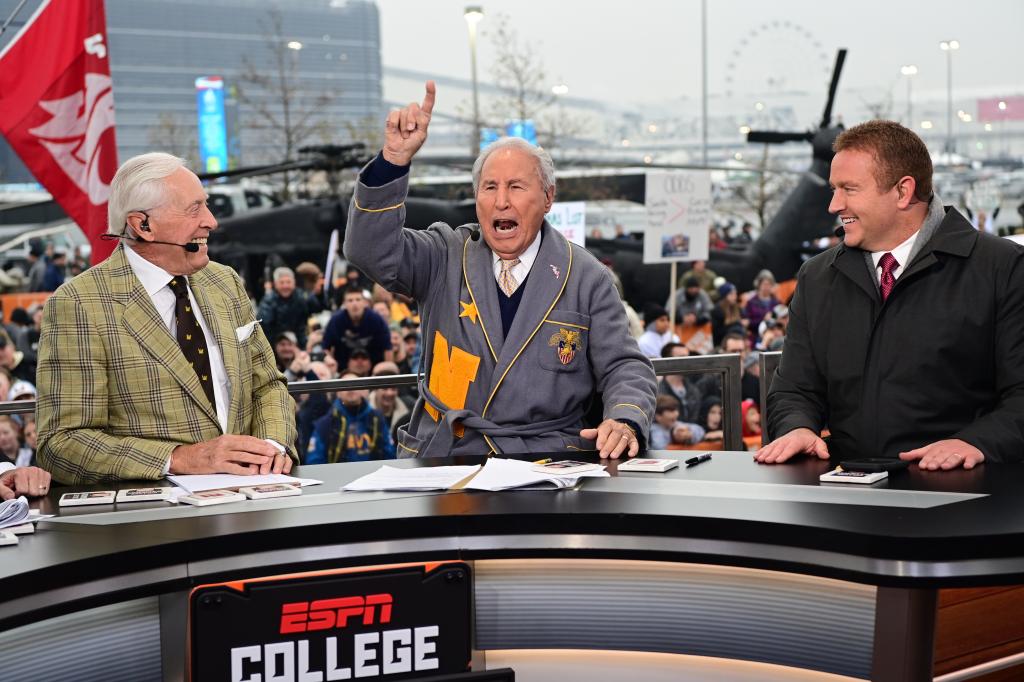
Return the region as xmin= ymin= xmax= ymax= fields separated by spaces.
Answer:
xmin=36 ymin=153 xmax=296 ymax=484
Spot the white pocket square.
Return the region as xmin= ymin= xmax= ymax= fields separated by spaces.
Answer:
xmin=235 ymin=320 xmax=260 ymax=342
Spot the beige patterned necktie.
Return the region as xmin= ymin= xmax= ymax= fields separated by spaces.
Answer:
xmin=498 ymin=258 xmax=521 ymax=297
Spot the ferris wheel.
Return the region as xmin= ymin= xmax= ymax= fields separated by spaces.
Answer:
xmin=723 ymin=20 xmax=832 ymax=101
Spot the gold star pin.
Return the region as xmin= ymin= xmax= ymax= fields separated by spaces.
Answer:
xmin=459 ymin=300 xmax=479 ymax=325
xmin=186 ymin=334 xmax=192 ymax=341
xmin=185 ymin=306 xmax=191 ymax=312
xmin=198 ymin=348 xmax=204 ymax=354
xmin=202 ymin=375 xmax=208 ymax=381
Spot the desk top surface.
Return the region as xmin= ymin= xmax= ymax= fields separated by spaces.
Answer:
xmin=4 ymin=451 xmax=1024 ymax=628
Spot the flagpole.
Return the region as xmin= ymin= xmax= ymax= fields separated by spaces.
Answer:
xmin=0 ymin=0 xmax=30 ymax=37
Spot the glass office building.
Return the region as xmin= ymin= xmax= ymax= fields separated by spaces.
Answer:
xmin=0 ymin=0 xmax=383 ymax=181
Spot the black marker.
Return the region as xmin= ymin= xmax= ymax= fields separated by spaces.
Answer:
xmin=685 ymin=453 xmax=712 ymax=467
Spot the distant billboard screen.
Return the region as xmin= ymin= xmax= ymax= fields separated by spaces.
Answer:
xmin=196 ymin=76 xmax=229 ymax=173
xmin=977 ymin=97 xmax=1024 ymax=122
xmin=505 ymin=119 xmax=537 ymax=145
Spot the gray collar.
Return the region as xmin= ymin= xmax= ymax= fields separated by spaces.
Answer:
xmin=862 ymin=193 xmax=946 ymax=287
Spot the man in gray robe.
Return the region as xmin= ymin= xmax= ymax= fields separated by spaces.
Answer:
xmin=344 ymin=81 xmax=655 ymax=459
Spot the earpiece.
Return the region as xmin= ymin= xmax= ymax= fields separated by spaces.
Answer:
xmin=140 ymin=216 xmax=151 ymax=232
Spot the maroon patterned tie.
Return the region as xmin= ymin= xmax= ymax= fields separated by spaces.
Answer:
xmin=168 ymin=277 xmax=218 ymax=411
xmin=878 ymin=252 xmax=898 ymax=302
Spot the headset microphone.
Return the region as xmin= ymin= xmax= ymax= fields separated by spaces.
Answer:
xmin=101 ymin=233 xmax=201 ymax=253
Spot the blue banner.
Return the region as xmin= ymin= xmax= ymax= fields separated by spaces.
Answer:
xmin=505 ymin=119 xmax=537 ymax=145
xmin=195 ymin=76 xmax=228 ymax=173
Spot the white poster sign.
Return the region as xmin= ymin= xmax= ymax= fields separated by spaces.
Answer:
xmin=545 ymin=201 xmax=586 ymax=246
xmin=643 ymin=170 xmax=712 ymax=264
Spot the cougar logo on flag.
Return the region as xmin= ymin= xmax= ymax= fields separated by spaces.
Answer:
xmin=29 ymin=72 xmax=116 ymax=205
xmin=0 ymin=0 xmax=120 ymax=262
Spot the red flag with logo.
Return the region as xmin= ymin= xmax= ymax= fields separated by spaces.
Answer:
xmin=0 ymin=0 xmax=119 ymax=263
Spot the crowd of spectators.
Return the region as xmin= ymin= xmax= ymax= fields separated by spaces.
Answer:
xmin=629 ymin=258 xmax=792 ymax=450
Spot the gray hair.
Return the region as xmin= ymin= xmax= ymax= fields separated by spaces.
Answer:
xmin=273 ymin=266 xmax=296 ymax=282
xmin=471 ymin=137 xmax=556 ymax=196
xmin=107 ymin=152 xmax=187 ymax=234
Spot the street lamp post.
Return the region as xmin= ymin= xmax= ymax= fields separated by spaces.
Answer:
xmin=939 ymin=40 xmax=959 ymax=154
xmin=900 ymin=64 xmax=917 ymax=127
xmin=464 ymin=6 xmax=484 ymax=156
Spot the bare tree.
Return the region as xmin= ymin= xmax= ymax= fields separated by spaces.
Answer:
xmin=482 ymin=14 xmax=585 ymax=152
xmin=236 ymin=9 xmax=336 ymax=199
xmin=147 ymin=112 xmax=198 ymax=167
xmin=732 ymin=146 xmax=798 ymax=229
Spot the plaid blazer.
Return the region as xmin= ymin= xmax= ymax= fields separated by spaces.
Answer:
xmin=36 ymin=245 xmax=296 ymax=484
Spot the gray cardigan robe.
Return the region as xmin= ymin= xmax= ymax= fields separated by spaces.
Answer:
xmin=344 ymin=171 xmax=656 ymax=457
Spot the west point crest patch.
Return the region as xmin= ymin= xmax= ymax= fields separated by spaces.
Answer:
xmin=548 ymin=328 xmax=583 ymax=365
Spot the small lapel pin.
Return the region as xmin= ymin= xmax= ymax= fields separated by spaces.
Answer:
xmin=550 ymin=264 xmax=561 ymax=279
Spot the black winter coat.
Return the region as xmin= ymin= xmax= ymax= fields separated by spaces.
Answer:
xmin=767 ymin=208 xmax=1024 ymax=462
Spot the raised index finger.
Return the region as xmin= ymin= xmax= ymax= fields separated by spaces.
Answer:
xmin=421 ymin=80 xmax=436 ymax=114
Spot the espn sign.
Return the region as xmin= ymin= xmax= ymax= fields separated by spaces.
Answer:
xmin=281 ymin=594 xmax=393 ymax=633
xmin=191 ymin=563 xmax=471 ymax=681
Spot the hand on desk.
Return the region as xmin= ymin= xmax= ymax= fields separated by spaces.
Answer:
xmin=170 ymin=435 xmax=292 ymax=475
xmin=900 ymin=439 xmax=984 ymax=471
xmin=0 ymin=466 xmax=51 ymax=499
xmin=754 ymin=427 xmax=830 ymax=464
xmin=581 ymin=419 xmax=639 ymax=459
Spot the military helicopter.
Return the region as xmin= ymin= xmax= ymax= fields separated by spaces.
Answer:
xmin=197 ymin=144 xmax=477 ymax=294
xmin=585 ymin=49 xmax=848 ymax=308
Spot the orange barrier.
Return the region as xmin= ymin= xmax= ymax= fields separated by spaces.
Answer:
xmin=0 ymin=292 xmax=50 ymax=322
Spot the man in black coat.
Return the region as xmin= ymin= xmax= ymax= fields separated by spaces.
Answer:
xmin=757 ymin=120 xmax=1024 ymax=470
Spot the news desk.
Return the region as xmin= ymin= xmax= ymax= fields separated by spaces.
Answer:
xmin=2 ymin=452 xmax=1023 ymax=682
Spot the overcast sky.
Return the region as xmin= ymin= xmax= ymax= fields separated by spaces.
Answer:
xmin=378 ymin=0 xmax=1023 ymax=115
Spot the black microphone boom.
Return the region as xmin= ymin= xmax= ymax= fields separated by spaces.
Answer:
xmin=101 ymin=233 xmax=201 ymax=252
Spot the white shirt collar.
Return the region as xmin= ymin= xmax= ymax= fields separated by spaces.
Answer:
xmin=870 ymin=229 xmax=919 ymax=282
xmin=123 ymin=243 xmax=178 ymax=295
xmin=491 ymin=227 xmax=542 ymax=285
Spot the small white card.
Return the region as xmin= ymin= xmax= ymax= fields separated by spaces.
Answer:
xmin=59 ymin=491 xmax=116 ymax=506
xmin=239 ymin=484 xmax=301 ymax=499
xmin=180 ymin=489 xmax=246 ymax=506
xmin=116 ymin=487 xmax=174 ymax=503
xmin=0 ymin=530 xmax=17 ymax=546
xmin=819 ymin=469 xmax=888 ymax=485
xmin=617 ymin=458 xmax=679 ymax=473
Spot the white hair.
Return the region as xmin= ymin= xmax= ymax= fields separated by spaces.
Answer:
xmin=471 ymin=137 xmax=556 ymax=195
xmin=107 ymin=152 xmax=187 ymax=234
xmin=273 ymin=266 xmax=295 ymax=281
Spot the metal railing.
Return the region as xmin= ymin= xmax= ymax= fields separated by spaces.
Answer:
xmin=0 ymin=353 xmax=746 ymax=451
xmin=759 ymin=351 xmax=782 ymax=446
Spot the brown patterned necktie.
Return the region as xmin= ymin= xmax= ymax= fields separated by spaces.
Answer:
xmin=878 ymin=252 xmax=898 ymax=302
xmin=498 ymin=258 xmax=521 ymax=297
xmin=167 ymin=277 xmax=217 ymax=411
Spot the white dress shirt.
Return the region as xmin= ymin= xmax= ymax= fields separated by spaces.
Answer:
xmin=491 ymin=229 xmax=542 ymax=293
xmin=0 ymin=461 xmax=13 ymax=476
xmin=124 ymin=245 xmax=230 ymax=433
xmin=870 ymin=230 xmax=919 ymax=285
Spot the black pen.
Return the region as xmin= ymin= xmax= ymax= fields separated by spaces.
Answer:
xmin=685 ymin=453 xmax=712 ymax=467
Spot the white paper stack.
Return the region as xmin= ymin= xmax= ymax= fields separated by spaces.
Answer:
xmin=342 ymin=465 xmax=482 ymax=492
xmin=464 ymin=457 xmax=608 ymax=491
xmin=0 ymin=496 xmax=30 ymax=530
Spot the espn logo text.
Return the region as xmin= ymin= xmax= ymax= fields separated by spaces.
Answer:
xmin=280 ymin=593 xmax=393 ymax=634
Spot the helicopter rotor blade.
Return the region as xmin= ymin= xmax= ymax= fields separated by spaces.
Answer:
xmin=746 ymin=130 xmax=814 ymax=144
xmin=820 ymin=48 xmax=848 ymax=129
